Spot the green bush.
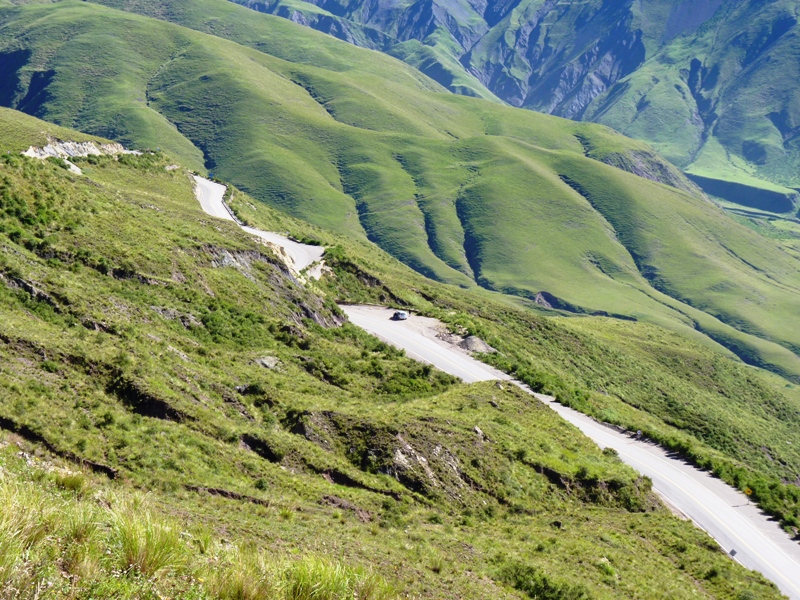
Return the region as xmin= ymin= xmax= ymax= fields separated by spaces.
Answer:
xmin=500 ymin=561 xmax=592 ymax=600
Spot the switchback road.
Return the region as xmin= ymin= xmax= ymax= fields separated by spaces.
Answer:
xmin=193 ymin=176 xmax=324 ymax=271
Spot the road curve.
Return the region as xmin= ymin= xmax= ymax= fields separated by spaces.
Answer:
xmin=340 ymin=305 xmax=800 ymax=599
xmin=241 ymin=226 xmax=324 ymax=272
xmin=342 ymin=305 xmax=504 ymax=383
xmin=193 ymin=176 xmax=232 ymax=222
xmin=192 ymin=176 xmax=324 ymax=271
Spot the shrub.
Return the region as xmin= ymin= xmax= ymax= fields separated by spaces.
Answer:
xmin=41 ymin=360 xmax=60 ymax=373
xmin=500 ymin=561 xmax=593 ymax=600
xmin=46 ymin=157 xmax=70 ymax=170
xmin=601 ymin=447 xmax=619 ymax=459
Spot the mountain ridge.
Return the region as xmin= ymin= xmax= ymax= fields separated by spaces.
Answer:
xmin=219 ymin=0 xmax=800 ymax=208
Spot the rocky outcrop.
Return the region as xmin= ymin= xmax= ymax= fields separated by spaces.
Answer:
xmin=22 ymin=140 xmax=139 ymax=159
xmin=598 ymin=150 xmax=702 ymax=195
xmin=22 ymin=140 xmax=141 ymax=175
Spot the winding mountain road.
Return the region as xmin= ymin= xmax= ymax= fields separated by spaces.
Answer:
xmin=192 ymin=176 xmax=800 ymax=597
xmin=341 ymin=305 xmax=800 ymax=599
xmin=193 ymin=176 xmax=324 ymax=271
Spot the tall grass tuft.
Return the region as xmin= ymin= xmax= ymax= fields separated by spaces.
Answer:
xmin=0 ymin=451 xmax=397 ymax=599
xmin=0 ymin=527 xmax=22 ymax=587
xmin=0 ymin=473 xmax=64 ymax=592
xmin=282 ymin=555 xmax=395 ymax=600
xmin=62 ymin=503 xmax=102 ymax=581
xmin=209 ymin=546 xmax=279 ymax=600
xmin=110 ymin=496 xmax=186 ymax=577
xmin=0 ymin=476 xmax=63 ymax=549
xmin=52 ymin=471 xmax=86 ymax=494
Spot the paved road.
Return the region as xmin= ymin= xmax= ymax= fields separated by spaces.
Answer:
xmin=341 ymin=305 xmax=503 ymax=383
xmin=193 ymin=176 xmax=232 ymax=222
xmin=192 ymin=176 xmax=324 ymax=271
xmin=241 ymin=226 xmax=324 ymax=271
xmin=341 ymin=304 xmax=800 ymax=599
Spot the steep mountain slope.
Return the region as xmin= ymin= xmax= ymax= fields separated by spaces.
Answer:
xmin=2 ymin=0 xmax=799 ymax=382
xmin=0 ymin=107 xmax=786 ymax=598
xmin=586 ymin=0 xmax=800 ymax=204
xmin=217 ymin=0 xmax=800 ymax=208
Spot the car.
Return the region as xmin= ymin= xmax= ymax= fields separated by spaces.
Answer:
xmin=392 ymin=310 xmax=409 ymax=321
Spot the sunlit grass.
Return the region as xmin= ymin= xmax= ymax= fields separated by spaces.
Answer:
xmin=0 ymin=454 xmax=396 ymax=599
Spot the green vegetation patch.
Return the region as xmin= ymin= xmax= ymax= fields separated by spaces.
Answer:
xmin=0 ymin=0 xmax=797 ymax=383
xmin=0 ymin=115 xmax=784 ymax=598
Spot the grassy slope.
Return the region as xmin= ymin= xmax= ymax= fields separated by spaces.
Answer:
xmin=228 ymin=179 xmax=800 ymax=533
xmin=0 ymin=109 xmax=105 ymax=151
xmin=226 ymin=0 xmax=502 ymax=102
xmin=588 ymin=0 xmax=800 ymax=198
xmin=2 ymin=0 xmax=799 ymax=381
xmin=0 ymin=109 xmax=783 ymax=599
xmin=0 ymin=443 xmax=394 ymax=599
xmin=242 ymin=0 xmax=800 ymax=205
xmin=388 ymin=36 xmax=502 ymax=102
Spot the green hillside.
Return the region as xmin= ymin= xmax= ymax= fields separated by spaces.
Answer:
xmin=217 ymin=0 xmax=800 ymax=213
xmin=588 ymin=0 xmax=800 ymax=195
xmin=0 ymin=107 xmax=786 ymax=598
xmin=1 ymin=0 xmax=799 ymax=383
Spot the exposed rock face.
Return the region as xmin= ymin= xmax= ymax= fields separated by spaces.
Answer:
xmin=228 ymin=0 xmax=653 ymax=119
xmin=465 ymin=4 xmax=646 ymax=118
xmin=436 ymin=329 xmax=496 ymax=354
xmin=254 ymin=356 xmax=281 ymax=369
xmin=21 ymin=140 xmax=142 ymax=175
xmin=151 ymin=306 xmax=203 ymax=329
xmin=22 ymin=140 xmax=139 ymax=159
xmin=287 ymin=410 xmax=484 ymax=502
xmin=596 ymin=150 xmax=702 ymax=195
xmin=460 ymin=335 xmax=495 ymax=354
